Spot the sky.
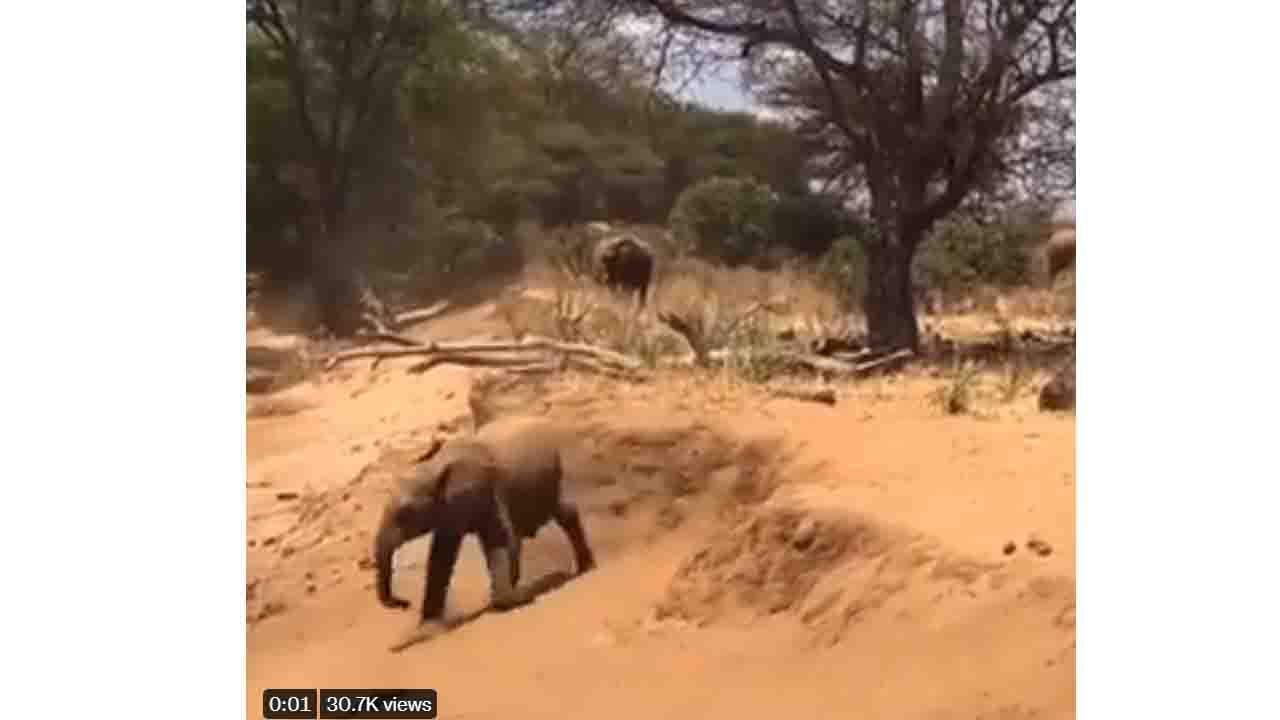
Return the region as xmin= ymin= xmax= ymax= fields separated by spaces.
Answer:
xmin=679 ymin=65 xmax=758 ymax=113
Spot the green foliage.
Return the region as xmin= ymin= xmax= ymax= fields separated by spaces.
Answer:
xmin=816 ymin=235 xmax=869 ymax=310
xmin=913 ymin=215 xmax=1042 ymax=296
xmin=404 ymin=219 xmax=524 ymax=300
xmin=669 ymin=177 xmax=779 ymax=267
xmin=246 ymin=0 xmax=821 ymax=301
xmin=771 ymin=194 xmax=850 ymax=257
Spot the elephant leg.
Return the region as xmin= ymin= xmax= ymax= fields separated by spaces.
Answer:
xmin=481 ymin=500 xmax=528 ymax=612
xmin=421 ymin=532 xmax=462 ymax=622
xmin=509 ymin=534 xmax=522 ymax=588
xmin=554 ymin=500 xmax=597 ymax=574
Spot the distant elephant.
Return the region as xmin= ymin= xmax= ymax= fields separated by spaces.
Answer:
xmin=1046 ymin=228 xmax=1076 ymax=284
xmin=373 ymin=416 xmax=597 ymax=625
xmin=592 ymin=233 xmax=655 ymax=307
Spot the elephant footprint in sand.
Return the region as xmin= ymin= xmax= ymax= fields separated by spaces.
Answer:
xmin=374 ymin=417 xmax=597 ymax=646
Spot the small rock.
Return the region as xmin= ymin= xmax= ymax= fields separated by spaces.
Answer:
xmin=275 ymin=491 xmax=300 ymax=501
xmin=258 ymin=601 xmax=287 ymax=620
xmin=792 ymin=518 xmax=818 ymax=550
xmin=306 ymin=584 xmax=317 ymax=594
xmin=280 ymin=546 xmax=295 ymax=558
xmin=1002 ymin=541 xmax=1017 ymax=556
xmin=350 ymin=444 xmax=363 ymax=453
xmin=608 ymin=500 xmax=628 ymax=517
xmin=357 ymin=558 xmax=375 ymax=571
xmin=247 ymin=539 xmax=257 ymax=548
xmin=1026 ymin=536 xmax=1053 ymax=557
xmin=304 ymin=571 xmax=314 ymax=580
xmin=353 ymin=503 xmax=363 ymax=512
xmin=262 ymin=536 xmax=278 ymax=547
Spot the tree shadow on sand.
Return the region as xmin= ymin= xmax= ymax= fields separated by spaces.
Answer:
xmin=388 ymin=570 xmax=575 ymax=654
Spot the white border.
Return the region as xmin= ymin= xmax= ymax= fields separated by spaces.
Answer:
xmin=1080 ymin=4 xmax=1280 ymax=717
xmin=3 ymin=3 xmax=243 ymax=718
xmin=4 ymin=3 xmax=1278 ymax=719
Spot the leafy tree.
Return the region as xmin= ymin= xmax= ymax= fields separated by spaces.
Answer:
xmin=246 ymin=0 xmax=470 ymax=335
xmin=669 ymin=176 xmax=778 ymax=266
xmin=632 ymin=0 xmax=1075 ymax=351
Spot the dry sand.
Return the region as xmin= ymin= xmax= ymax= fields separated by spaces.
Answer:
xmin=246 ymin=305 xmax=1074 ymax=720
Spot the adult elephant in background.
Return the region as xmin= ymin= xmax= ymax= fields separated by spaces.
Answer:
xmin=1045 ymin=228 xmax=1076 ymax=285
xmin=592 ymin=233 xmax=655 ymax=307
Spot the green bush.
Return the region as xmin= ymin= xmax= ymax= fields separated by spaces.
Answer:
xmin=913 ymin=216 xmax=1040 ymax=296
xmin=380 ymin=216 xmax=523 ymax=302
xmin=668 ymin=177 xmax=778 ymax=267
xmin=816 ymin=234 xmax=869 ymax=310
xmin=771 ymin=194 xmax=849 ymax=257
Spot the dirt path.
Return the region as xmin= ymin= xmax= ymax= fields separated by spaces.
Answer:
xmin=246 ymin=347 xmax=1074 ymax=720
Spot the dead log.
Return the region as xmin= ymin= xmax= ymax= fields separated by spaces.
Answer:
xmin=769 ymin=386 xmax=837 ymax=405
xmin=391 ymin=300 xmax=451 ymax=330
xmin=351 ymin=331 xmax=424 ymax=348
xmin=324 ymin=335 xmax=644 ymax=380
xmin=701 ymin=347 xmax=914 ymax=378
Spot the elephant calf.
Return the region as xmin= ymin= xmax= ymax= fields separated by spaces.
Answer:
xmin=374 ymin=417 xmax=597 ymax=624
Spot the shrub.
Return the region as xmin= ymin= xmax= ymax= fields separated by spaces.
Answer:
xmin=668 ymin=177 xmax=778 ymax=267
xmin=816 ymin=234 xmax=869 ymax=311
xmin=387 ymin=217 xmax=523 ymax=301
xmin=913 ymin=215 xmax=1040 ymax=296
xmin=771 ymin=193 xmax=849 ymax=257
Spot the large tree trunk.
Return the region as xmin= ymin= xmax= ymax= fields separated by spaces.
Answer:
xmin=309 ymin=192 xmax=392 ymax=338
xmin=862 ymin=232 xmax=922 ymax=352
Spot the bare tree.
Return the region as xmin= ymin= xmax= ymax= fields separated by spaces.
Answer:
xmin=629 ymin=0 xmax=1075 ymax=351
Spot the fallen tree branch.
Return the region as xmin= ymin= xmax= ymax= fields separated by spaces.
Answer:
xmin=391 ymin=300 xmax=451 ymax=330
xmin=769 ymin=386 xmax=837 ymax=405
xmin=352 ymin=331 xmax=424 ymax=348
xmin=325 ymin=335 xmax=643 ymax=377
xmin=404 ymin=353 xmax=557 ymax=375
xmin=848 ymin=348 xmax=914 ymax=375
xmin=696 ymin=347 xmax=915 ymax=378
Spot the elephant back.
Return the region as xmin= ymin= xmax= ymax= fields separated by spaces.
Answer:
xmin=474 ymin=416 xmax=566 ymax=534
xmin=594 ymin=233 xmax=653 ymax=268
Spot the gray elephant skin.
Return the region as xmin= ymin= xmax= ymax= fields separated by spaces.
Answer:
xmin=373 ymin=416 xmax=597 ymax=624
xmin=592 ymin=233 xmax=655 ymax=306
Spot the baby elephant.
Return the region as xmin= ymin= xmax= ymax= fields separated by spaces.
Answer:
xmin=373 ymin=417 xmax=596 ymax=624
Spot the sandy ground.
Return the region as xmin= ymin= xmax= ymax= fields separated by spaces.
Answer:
xmin=246 ymin=301 xmax=1075 ymax=720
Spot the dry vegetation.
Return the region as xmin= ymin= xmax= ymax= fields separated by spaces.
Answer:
xmin=251 ymin=229 xmax=1076 ymax=420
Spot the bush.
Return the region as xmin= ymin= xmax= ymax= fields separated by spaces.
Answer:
xmin=771 ymin=193 xmax=849 ymax=257
xmin=913 ymin=215 xmax=1040 ymax=296
xmin=384 ymin=217 xmax=523 ymax=302
xmin=816 ymin=234 xmax=869 ymax=311
xmin=668 ymin=177 xmax=778 ymax=267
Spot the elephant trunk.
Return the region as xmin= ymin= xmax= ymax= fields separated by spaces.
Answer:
xmin=373 ymin=513 xmax=405 ymax=607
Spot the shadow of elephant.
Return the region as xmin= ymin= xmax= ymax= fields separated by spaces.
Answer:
xmin=388 ymin=570 xmax=575 ymax=653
